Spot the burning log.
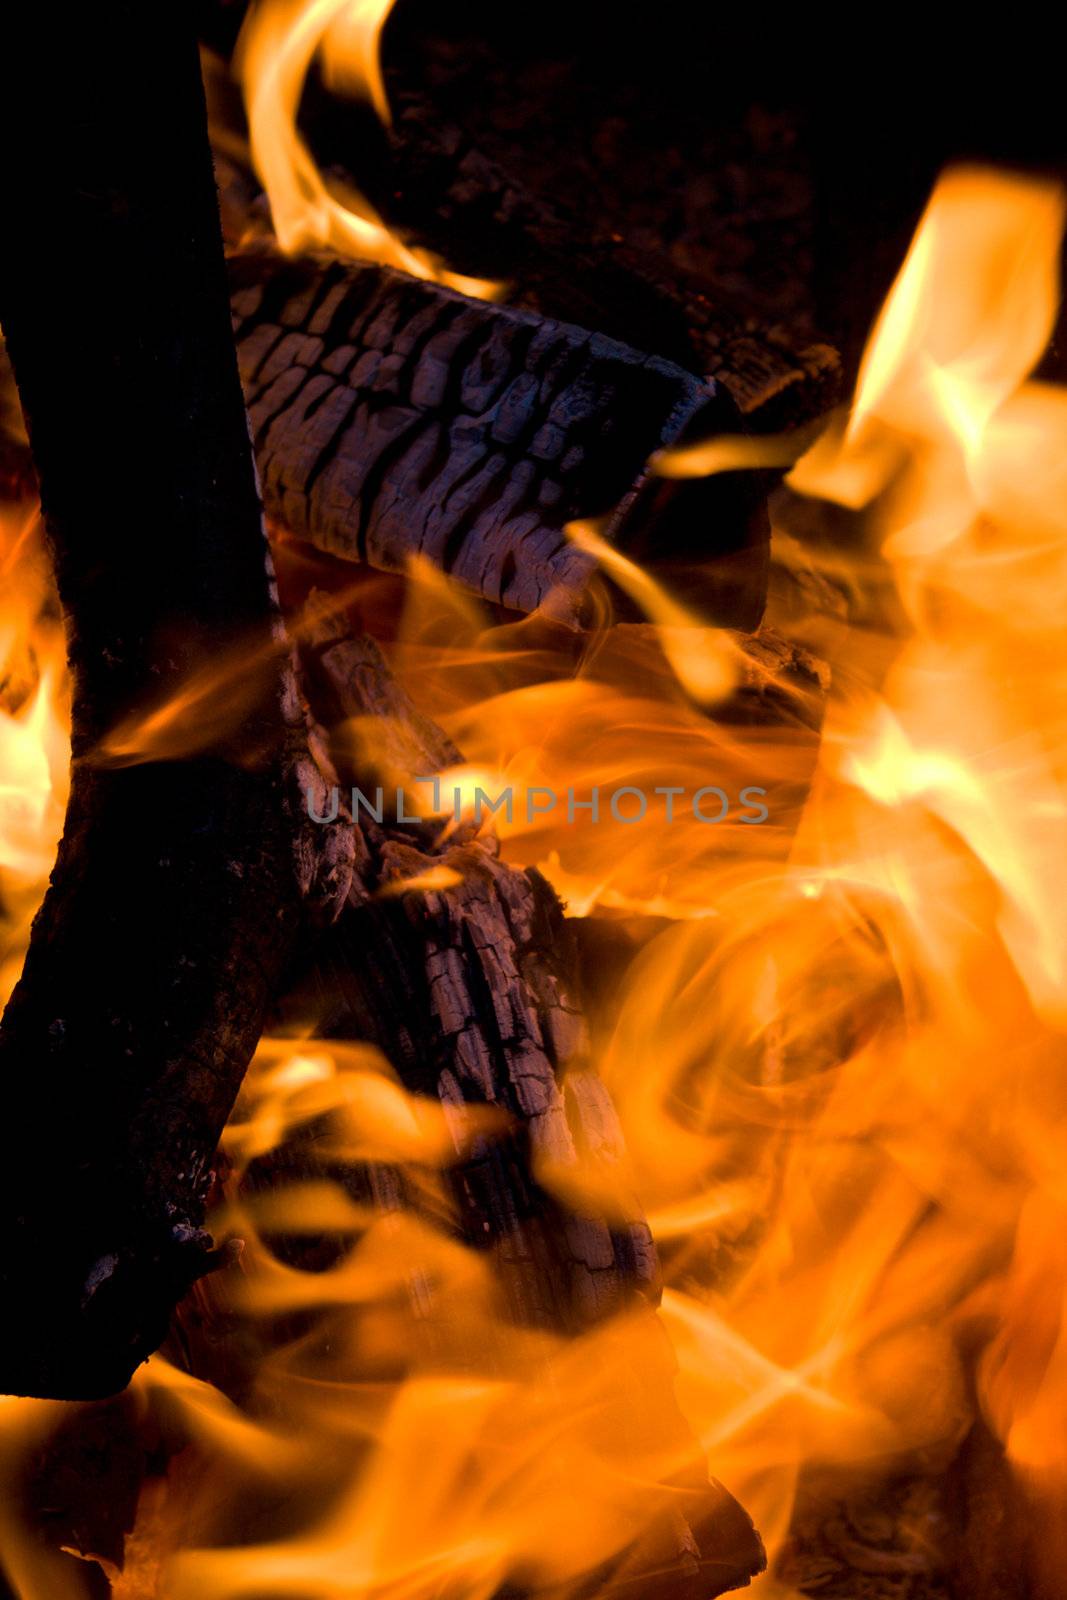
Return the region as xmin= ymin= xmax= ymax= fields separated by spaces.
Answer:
xmin=0 ymin=13 xmax=773 ymax=1587
xmin=202 ymin=7 xmax=839 ymax=430
xmin=288 ymin=608 xmax=661 ymax=1327
xmin=252 ymin=598 xmax=767 ymax=1595
xmin=0 ymin=24 xmax=766 ymax=1577
xmin=231 ymin=251 xmax=770 ymax=627
xmin=0 ymin=4 xmax=336 ymax=1399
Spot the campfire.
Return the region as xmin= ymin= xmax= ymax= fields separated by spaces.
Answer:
xmin=0 ymin=4 xmax=1063 ymax=1597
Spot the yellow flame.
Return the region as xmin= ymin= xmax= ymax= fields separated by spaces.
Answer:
xmin=653 ymin=417 xmax=827 ymax=480
xmin=376 ymin=863 xmax=463 ymax=895
xmin=565 ymin=517 xmax=741 ymax=705
xmin=383 ymin=564 xmax=818 ymax=919
xmin=238 ymin=0 xmax=500 ymax=299
xmin=0 ymin=503 xmax=70 ymax=1004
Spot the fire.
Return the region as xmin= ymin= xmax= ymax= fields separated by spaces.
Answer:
xmin=0 ymin=501 xmax=69 ymax=1004
xmin=210 ymin=163 xmax=1067 ymax=1593
xmin=238 ymin=0 xmax=499 ymax=298
xmin=597 ymin=165 xmax=1067 ymax=1583
xmin=3 ymin=159 xmax=1067 ymax=1597
xmin=70 ymin=1038 xmax=742 ymax=1600
xmin=381 ymin=561 xmax=821 ymax=919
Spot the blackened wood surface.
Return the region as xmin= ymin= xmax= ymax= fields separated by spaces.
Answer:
xmin=0 ymin=5 xmax=308 ymax=1398
xmin=230 ymin=252 xmax=770 ymax=627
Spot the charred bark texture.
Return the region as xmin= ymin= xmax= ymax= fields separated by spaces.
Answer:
xmin=0 ymin=5 xmax=314 ymax=1398
xmin=231 ymin=251 xmax=770 ymax=627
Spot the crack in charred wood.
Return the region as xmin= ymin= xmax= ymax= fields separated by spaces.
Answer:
xmin=229 ymin=251 xmax=770 ymax=627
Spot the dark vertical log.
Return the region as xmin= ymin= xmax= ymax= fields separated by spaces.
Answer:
xmin=0 ymin=4 xmax=311 ymax=1398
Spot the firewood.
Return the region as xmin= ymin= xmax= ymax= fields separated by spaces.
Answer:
xmin=0 ymin=3 xmax=345 ymax=1400
xmin=230 ymin=250 xmax=770 ymax=627
xmin=2 ymin=247 xmax=771 ymax=630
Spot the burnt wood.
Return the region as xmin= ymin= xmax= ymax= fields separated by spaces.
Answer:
xmin=202 ymin=20 xmax=839 ymax=428
xmin=0 ymin=4 xmax=326 ymax=1398
xmin=230 ymin=251 xmax=770 ymax=627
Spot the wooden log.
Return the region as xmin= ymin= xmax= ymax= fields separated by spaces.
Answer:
xmin=217 ymin=26 xmax=839 ymax=428
xmin=230 ymin=250 xmax=770 ymax=627
xmin=0 ymin=4 xmax=345 ymax=1399
xmin=287 ymin=610 xmax=827 ymax=1322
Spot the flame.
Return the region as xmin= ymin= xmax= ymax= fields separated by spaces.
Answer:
xmin=375 ymin=862 xmax=463 ymax=896
xmin=652 ymin=418 xmax=828 ymax=480
xmin=8 ymin=1035 xmax=728 ymax=1600
xmin=238 ymin=0 xmax=500 ymax=298
xmin=565 ymin=518 xmax=743 ymax=705
xmin=0 ymin=502 xmax=69 ymax=1005
xmin=381 ymin=562 xmax=820 ymax=919
xmin=246 ymin=163 xmax=1065 ymax=1592
xmin=589 ymin=165 xmax=1067 ymax=1583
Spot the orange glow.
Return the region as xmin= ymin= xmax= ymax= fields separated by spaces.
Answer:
xmin=384 ymin=564 xmax=822 ymax=918
xmin=597 ymin=164 xmax=1067 ymax=1577
xmin=652 ymin=417 xmax=827 ymax=480
xmin=95 ymin=634 xmax=285 ymax=768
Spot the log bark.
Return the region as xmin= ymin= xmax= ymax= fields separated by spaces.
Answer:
xmin=0 ymin=4 xmax=335 ymax=1398
xmin=230 ymin=250 xmax=770 ymax=627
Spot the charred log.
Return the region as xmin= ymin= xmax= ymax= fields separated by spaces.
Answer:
xmin=0 ymin=4 xmax=325 ymax=1399
xmin=230 ymin=251 xmax=770 ymax=628
xmin=201 ymin=6 xmax=839 ymax=429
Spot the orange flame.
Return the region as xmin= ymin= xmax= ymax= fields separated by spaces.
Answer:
xmin=238 ymin=0 xmax=500 ymax=299
xmin=0 ymin=502 xmax=69 ymax=1004
xmin=597 ymin=165 xmax=1067 ymax=1579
